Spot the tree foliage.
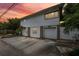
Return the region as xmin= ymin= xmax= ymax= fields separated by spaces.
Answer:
xmin=7 ymin=18 xmax=20 ymax=30
xmin=62 ymin=3 xmax=79 ymax=33
xmin=0 ymin=18 xmax=21 ymax=34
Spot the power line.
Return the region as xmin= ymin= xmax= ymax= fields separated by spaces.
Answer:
xmin=0 ymin=3 xmax=17 ymax=18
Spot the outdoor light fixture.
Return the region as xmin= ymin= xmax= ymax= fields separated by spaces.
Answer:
xmin=60 ymin=21 xmax=64 ymax=24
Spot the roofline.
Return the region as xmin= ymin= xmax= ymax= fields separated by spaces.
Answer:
xmin=20 ymin=3 xmax=64 ymax=20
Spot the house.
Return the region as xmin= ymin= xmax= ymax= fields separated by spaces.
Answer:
xmin=20 ymin=3 xmax=78 ymax=40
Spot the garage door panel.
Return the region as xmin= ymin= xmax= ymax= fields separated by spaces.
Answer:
xmin=44 ymin=29 xmax=57 ymax=39
xmin=30 ymin=27 xmax=40 ymax=38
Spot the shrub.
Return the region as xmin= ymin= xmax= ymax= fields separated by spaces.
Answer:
xmin=68 ymin=48 xmax=79 ymax=56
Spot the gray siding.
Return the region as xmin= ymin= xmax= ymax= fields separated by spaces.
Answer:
xmin=21 ymin=13 xmax=79 ymax=40
xmin=21 ymin=14 xmax=59 ymax=27
xmin=22 ymin=27 xmax=79 ymax=40
xmin=44 ymin=27 xmax=79 ymax=40
xmin=60 ymin=27 xmax=79 ymax=40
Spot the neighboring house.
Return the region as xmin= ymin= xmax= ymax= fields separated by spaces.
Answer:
xmin=20 ymin=4 xmax=78 ymax=40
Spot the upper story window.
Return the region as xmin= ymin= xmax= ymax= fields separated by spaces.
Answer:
xmin=45 ymin=11 xmax=59 ymax=20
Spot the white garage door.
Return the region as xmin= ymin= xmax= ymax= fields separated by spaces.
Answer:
xmin=43 ymin=26 xmax=57 ymax=39
xmin=30 ymin=27 xmax=40 ymax=38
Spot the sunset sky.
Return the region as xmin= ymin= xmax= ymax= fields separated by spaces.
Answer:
xmin=0 ymin=3 xmax=58 ymax=22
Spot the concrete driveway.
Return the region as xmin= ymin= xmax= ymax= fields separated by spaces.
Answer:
xmin=0 ymin=40 xmax=25 ymax=56
xmin=1 ymin=37 xmax=61 ymax=56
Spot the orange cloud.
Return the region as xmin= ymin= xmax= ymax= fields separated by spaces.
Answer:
xmin=0 ymin=3 xmax=58 ymax=22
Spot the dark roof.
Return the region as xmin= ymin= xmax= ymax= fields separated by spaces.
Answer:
xmin=20 ymin=3 xmax=64 ymax=20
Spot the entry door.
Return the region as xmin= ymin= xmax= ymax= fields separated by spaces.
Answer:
xmin=30 ymin=27 xmax=40 ymax=38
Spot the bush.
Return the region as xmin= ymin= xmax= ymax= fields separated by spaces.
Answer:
xmin=15 ymin=28 xmax=22 ymax=36
xmin=68 ymin=48 xmax=79 ymax=56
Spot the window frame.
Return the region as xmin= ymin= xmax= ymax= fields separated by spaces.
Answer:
xmin=44 ymin=11 xmax=59 ymax=20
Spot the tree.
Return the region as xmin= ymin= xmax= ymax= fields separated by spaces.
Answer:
xmin=7 ymin=18 xmax=20 ymax=30
xmin=62 ymin=3 xmax=79 ymax=33
xmin=0 ymin=22 xmax=9 ymax=29
xmin=0 ymin=18 xmax=21 ymax=35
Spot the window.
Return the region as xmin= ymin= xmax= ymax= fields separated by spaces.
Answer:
xmin=45 ymin=11 xmax=59 ymax=19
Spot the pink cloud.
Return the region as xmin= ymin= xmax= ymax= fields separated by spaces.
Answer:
xmin=0 ymin=3 xmax=58 ymax=22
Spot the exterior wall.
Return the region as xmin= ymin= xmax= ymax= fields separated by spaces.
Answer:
xmin=60 ymin=27 xmax=72 ymax=40
xmin=21 ymin=14 xmax=59 ymax=27
xmin=21 ymin=11 xmax=79 ymax=40
xmin=43 ymin=27 xmax=79 ymax=40
xmin=60 ymin=27 xmax=79 ymax=40
xmin=21 ymin=11 xmax=59 ymax=38
xmin=30 ymin=27 xmax=40 ymax=38
xmin=22 ymin=28 xmax=28 ymax=36
xmin=22 ymin=27 xmax=79 ymax=40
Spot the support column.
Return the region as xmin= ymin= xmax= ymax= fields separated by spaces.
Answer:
xmin=28 ymin=27 xmax=30 ymax=37
xmin=40 ymin=26 xmax=44 ymax=39
xmin=57 ymin=25 xmax=60 ymax=40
